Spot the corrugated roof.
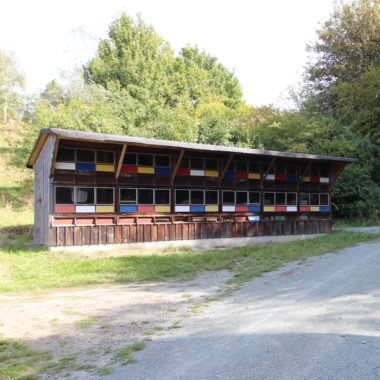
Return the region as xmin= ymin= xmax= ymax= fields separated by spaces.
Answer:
xmin=26 ymin=128 xmax=357 ymax=168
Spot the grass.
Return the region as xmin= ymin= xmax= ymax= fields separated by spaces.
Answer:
xmin=0 ymin=231 xmax=379 ymax=293
xmin=74 ymin=316 xmax=98 ymax=329
xmin=113 ymin=342 xmax=146 ymax=365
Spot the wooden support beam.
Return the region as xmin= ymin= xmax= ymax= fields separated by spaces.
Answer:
xmin=219 ymin=154 xmax=234 ymax=185
xmin=171 ymin=149 xmax=185 ymax=185
xmin=328 ymin=162 xmax=346 ymax=190
xmin=115 ymin=144 xmax=127 ymax=179
xmin=297 ymin=161 xmax=312 ymax=190
xmin=50 ymin=136 xmax=60 ymax=177
xmin=260 ymin=157 xmax=276 ymax=188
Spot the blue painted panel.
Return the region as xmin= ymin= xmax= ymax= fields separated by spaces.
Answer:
xmin=119 ymin=205 xmax=137 ymax=213
xmin=190 ymin=205 xmax=205 ymax=213
xmin=320 ymin=206 xmax=330 ymax=213
xmin=287 ymin=175 xmax=298 ymax=182
xmin=76 ymin=163 xmax=95 ymax=171
xmin=248 ymin=205 xmax=261 ymax=212
xmin=155 ymin=167 xmax=171 ymax=175
xmin=224 ymin=171 xmax=235 ymax=180
xmin=248 ymin=216 xmax=260 ymax=222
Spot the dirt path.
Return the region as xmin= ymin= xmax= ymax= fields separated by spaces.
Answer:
xmin=0 ymin=270 xmax=232 ymax=378
xmin=113 ymin=240 xmax=380 ymax=380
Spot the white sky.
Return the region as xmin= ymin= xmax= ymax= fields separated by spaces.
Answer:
xmin=0 ymin=0 xmax=336 ymax=107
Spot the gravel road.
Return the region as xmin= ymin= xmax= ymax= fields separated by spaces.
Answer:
xmin=114 ymin=240 xmax=380 ymax=380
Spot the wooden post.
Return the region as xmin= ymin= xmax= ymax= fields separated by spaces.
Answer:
xmin=219 ymin=153 xmax=234 ymax=185
xmin=50 ymin=137 xmax=60 ymax=177
xmin=297 ymin=161 xmax=312 ymax=190
xmin=116 ymin=144 xmax=127 ymax=179
xmin=171 ymin=149 xmax=185 ymax=185
xmin=260 ymin=157 xmax=276 ymax=188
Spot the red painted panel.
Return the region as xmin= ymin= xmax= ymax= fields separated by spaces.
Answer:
xmin=176 ymin=168 xmax=190 ymax=176
xmin=53 ymin=218 xmax=74 ymax=226
xmin=235 ymin=172 xmax=248 ymax=179
xmin=118 ymin=217 xmax=136 ymax=225
xmin=54 ymin=205 xmax=76 ymax=213
xmin=275 ymin=206 xmax=286 ymax=212
xmin=138 ymin=205 xmax=155 ymax=213
xmin=300 ymin=206 xmax=310 ymax=212
xmin=276 ymin=175 xmax=287 ymax=181
xmin=310 ymin=176 xmax=320 ymax=183
xmin=76 ymin=218 xmax=95 ymax=225
xmin=96 ymin=218 xmax=114 ymax=225
xmin=236 ymin=205 xmax=248 ymax=212
xmin=121 ymin=165 xmax=138 ymax=174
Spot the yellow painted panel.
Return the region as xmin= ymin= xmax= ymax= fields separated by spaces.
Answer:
xmin=205 ymin=205 xmax=218 ymax=212
xmin=96 ymin=164 xmax=114 ymax=172
xmin=310 ymin=206 xmax=320 ymax=212
xmin=204 ymin=170 xmax=219 ymax=177
xmin=138 ymin=166 xmax=154 ymax=174
xmin=248 ymin=172 xmax=261 ymax=180
xmin=302 ymin=176 xmax=310 ymax=182
xmin=96 ymin=205 xmax=115 ymax=213
xmin=264 ymin=206 xmax=275 ymax=212
xmin=155 ymin=205 xmax=170 ymax=212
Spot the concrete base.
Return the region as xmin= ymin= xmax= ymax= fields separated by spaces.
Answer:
xmin=50 ymin=234 xmax=324 ymax=253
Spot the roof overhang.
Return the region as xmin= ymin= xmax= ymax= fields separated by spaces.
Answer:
xmin=26 ymin=128 xmax=358 ymax=169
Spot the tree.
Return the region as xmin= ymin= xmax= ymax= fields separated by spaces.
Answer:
xmin=0 ymin=50 xmax=24 ymax=123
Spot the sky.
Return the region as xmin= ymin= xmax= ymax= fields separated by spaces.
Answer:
xmin=0 ymin=0 xmax=336 ymax=108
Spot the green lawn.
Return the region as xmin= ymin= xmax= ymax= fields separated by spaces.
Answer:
xmin=1 ymin=231 xmax=379 ymax=293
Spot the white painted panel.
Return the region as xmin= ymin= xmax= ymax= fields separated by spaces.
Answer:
xmin=320 ymin=177 xmax=329 ymax=183
xmin=55 ymin=162 xmax=76 ymax=170
xmin=175 ymin=206 xmax=190 ymax=212
xmin=190 ymin=170 xmax=204 ymax=176
xmin=266 ymin=174 xmax=275 ymax=180
xmin=76 ymin=205 xmax=95 ymax=213
xmin=287 ymin=206 xmax=297 ymax=212
xmin=222 ymin=206 xmax=235 ymax=212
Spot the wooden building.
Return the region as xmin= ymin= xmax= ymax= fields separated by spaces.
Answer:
xmin=27 ymin=128 xmax=355 ymax=247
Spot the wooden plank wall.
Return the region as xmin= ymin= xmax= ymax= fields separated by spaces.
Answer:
xmin=34 ymin=135 xmax=56 ymax=245
xmin=48 ymin=220 xmax=332 ymax=247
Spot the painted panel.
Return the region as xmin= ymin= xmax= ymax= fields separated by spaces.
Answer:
xmin=286 ymin=206 xmax=298 ymax=212
xmin=155 ymin=167 xmax=171 ymax=175
xmin=287 ymin=175 xmax=298 ymax=182
xmin=222 ymin=205 xmax=235 ymax=212
xmin=138 ymin=205 xmax=155 ymax=213
xmin=96 ymin=205 xmax=115 ymax=213
xmin=263 ymin=206 xmax=275 ymax=212
xmin=175 ymin=205 xmax=190 ymax=212
xmin=248 ymin=173 xmax=260 ymax=180
xmin=320 ymin=206 xmax=330 ymax=213
xmin=76 ymin=205 xmax=95 ymax=213
xmin=224 ymin=171 xmax=235 ymax=180
xmin=190 ymin=205 xmax=205 ymax=212
xmin=248 ymin=215 xmax=260 ymax=222
xmin=236 ymin=172 xmax=248 ymax=180
xmin=96 ymin=164 xmax=114 ymax=172
xmin=320 ymin=177 xmax=329 ymax=183
xmin=275 ymin=175 xmax=287 ymax=182
xmin=121 ymin=165 xmax=138 ymax=174
xmin=205 ymin=205 xmax=218 ymax=212
xmin=76 ymin=163 xmax=96 ymax=171
xmin=120 ymin=205 xmax=138 ymax=213
xmin=275 ymin=206 xmax=287 ymax=212
xmin=310 ymin=206 xmax=320 ymax=212
xmin=54 ymin=205 xmax=76 ymax=213
xmin=236 ymin=205 xmax=248 ymax=212
xmin=138 ymin=166 xmax=154 ymax=174
xmin=266 ymin=174 xmax=275 ymax=180
xmin=96 ymin=218 xmax=114 ymax=225
xmin=190 ymin=170 xmax=205 ymax=176
xmin=76 ymin=218 xmax=95 ymax=225
xmin=300 ymin=206 xmax=310 ymax=212
xmin=248 ymin=205 xmax=260 ymax=212
xmin=302 ymin=176 xmax=311 ymax=182
xmin=176 ymin=168 xmax=190 ymax=176
xmin=52 ymin=218 xmax=75 ymax=226
xmin=310 ymin=176 xmax=320 ymax=183
xmin=205 ymin=170 xmax=219 ymax=177
xmin=55 ymin=162 xmax=75 ymax=170
xmin=155 ymin=205 xmax=171 ymax=212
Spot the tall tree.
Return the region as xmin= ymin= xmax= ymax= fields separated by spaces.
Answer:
xmin=0 ymin=50 xmax=24 ymax=124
